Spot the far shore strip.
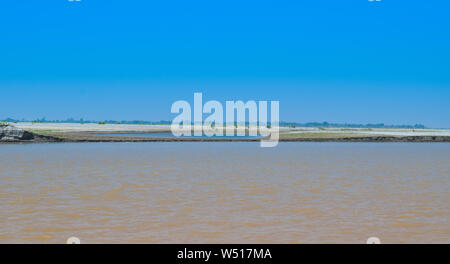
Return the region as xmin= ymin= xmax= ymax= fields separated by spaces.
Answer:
xmin=13 ymin=122 xmax=450 ymax=137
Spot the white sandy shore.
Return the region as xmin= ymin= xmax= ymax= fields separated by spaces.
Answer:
xmin=13 ymin=122 xmax=284 ymax=133
xmin=358 ymin=130 xmax=450 ymax=136
xmin=278 ymin=128 xmax=450 ymax=137
xmin=14 ymin=122 xmax=171 ymax=132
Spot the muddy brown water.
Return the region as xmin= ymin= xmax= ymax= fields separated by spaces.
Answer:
xmin=0 ymin=142 xmax=449 ymax=243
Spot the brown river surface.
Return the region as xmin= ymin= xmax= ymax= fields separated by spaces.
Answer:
xmin=0 ymin=142 xmax=449 ymax=243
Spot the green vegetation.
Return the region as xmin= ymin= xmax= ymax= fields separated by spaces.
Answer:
xmin=25 ymin=129 xmax=57 ymax=136
xmin=280 ymin=132 xmax=374 ymax=139
xmin=98 ymin=121 xmax=106 ymax=125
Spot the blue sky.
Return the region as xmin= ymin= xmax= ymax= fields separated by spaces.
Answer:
xmin=1 ymin=0 xmax=449 ymax=127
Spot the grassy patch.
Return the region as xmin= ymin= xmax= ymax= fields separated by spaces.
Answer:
xmin=25 ymin=129 xmax=60 ymax=136
xmin=280 ymin=132 xmax=374 ymax=139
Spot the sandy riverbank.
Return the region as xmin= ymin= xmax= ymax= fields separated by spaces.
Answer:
xmin=3 ymin=122 xmax=450 ymax=143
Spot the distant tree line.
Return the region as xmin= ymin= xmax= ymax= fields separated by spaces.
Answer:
xmin=1 ymin=117 xmax=172 ymax=125
xmin=1 ymin=118 xmax=426 ymax=129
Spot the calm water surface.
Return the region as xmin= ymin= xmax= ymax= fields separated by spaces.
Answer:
xmin=0 ymin=142 xmax=449 ymax=243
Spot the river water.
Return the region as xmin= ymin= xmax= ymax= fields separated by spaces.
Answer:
xmin=0 ymin=142 xmax=449 ymax=243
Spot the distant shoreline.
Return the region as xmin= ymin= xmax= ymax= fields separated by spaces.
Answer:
xmin=1 ymin=119 xmax=429 ymax=129
xmin=1 ymin=122 xmax=450 ymax=144
xmin=3 ymin=135 xmax=450 ymax=144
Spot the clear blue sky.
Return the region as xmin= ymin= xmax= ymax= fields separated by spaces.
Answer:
xmin=1 ymin=0 xmax=449 ymax=127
